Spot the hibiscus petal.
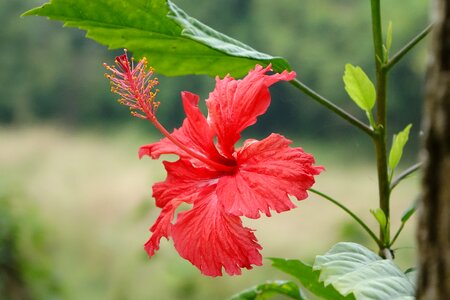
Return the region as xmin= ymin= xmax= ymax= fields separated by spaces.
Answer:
xmin=145 ymin=159 xmax=221 ymax=257
xmin=144 ymin=202 xmax=179 ymax=257
xmin=172 ymin=191 xmax=262 ymax=277
xmin=206 ymin=65 xmax=296 ymax=158
xmin=153 ymin=159 xmax=222 ymax=208
xmin=138 ymin=126 xmax=189 ymax=160
xmin=139 ymin=91 xmax=226 ymax=164
xmin=217 ymin=133 xmax=323 ymax=219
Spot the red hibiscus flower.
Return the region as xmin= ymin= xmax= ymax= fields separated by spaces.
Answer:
xmin=105 ymin=51 xmax=323 ymax=277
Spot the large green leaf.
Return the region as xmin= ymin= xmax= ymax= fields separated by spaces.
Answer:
xmin=228 ymin=280 xmax=303 ymax=300
xmin=23 ymin=0 xmax=290 ymax=77
xmin=270 ymin=258 xmax=354 ymax=300
xmin=313 ymin=242 xmax=416 ymax=300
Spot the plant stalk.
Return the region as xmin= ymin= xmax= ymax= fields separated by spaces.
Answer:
xmin=370 ymin=0 xmax=391 ymax=255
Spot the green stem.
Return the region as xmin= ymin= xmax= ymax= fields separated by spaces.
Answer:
xmin=370 ymin=0 xmax=391 ymax=253
xmin=370 ymin=0 xmax=385 ymax=63
xmin=383 ymin=24 xmax=433 ymax=71
xmin=373 ymin=130 xmax=390 ymax=249
xmin=390 ymin=162 xmax=422 ymax=191
xmin=389 ymin=222 xmax=405 ymax=247
xmin=309 ymin=188 xmax=383 ymax=248
xmin=289 ymin=79 xmax=375 ymax=136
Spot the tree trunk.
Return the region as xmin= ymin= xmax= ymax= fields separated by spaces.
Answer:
xmin=417 ymin=0 xmax=450 ymax=298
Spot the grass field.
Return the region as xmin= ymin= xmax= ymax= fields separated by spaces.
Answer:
xmin=0 ymin=125 xmax=420 ymax=299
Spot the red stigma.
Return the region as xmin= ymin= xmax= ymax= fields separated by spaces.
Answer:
xmin=115 ymin=54 xmax=131 ymax=72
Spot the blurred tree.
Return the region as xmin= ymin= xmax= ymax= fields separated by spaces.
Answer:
xmin=417 ymin=0 xmax=450 ymax=298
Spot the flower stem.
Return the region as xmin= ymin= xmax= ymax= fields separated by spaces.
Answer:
xmin=289 ymin=79 xmax=375 ymax=136
xmin=309 ymin=188 xmax=383 ymax=248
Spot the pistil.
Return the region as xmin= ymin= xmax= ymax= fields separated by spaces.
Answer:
xmin=105 ymin=51 xmax=236 ymax=173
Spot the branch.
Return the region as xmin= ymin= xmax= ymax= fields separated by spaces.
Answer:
xmin=383 ymin=24 xmax=433 ymax=71
xmin=289 ymin=79 xmax=375 ymax=136
xmin=390 ymin=162 xmax=422 ymax=191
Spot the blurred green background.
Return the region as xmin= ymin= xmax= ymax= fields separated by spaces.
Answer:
xmin=1 ymin=0 xmax=427 ymax=299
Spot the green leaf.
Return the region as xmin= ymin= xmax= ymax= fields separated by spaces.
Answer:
xmin=404 ymin=268 xmax=417 ymax=287
xmin=386 ymin=21 xmax=393 ymax=52
xmin=228 ymin=280 xmax=303 ymax=300
xmin=388 ymin=124 xmax=412 ymax=171
xmin=401 ymin=201 xmax=417 ymax=223
xmin=343 ymin=64 xmax=376 ymax=112
xmin=370 ymin=208 xmax=387 ymax=230
xmin=270 ymin=258 xmax=354 ymax=300
xmin=23 ymin=0 xmax=290 ymax=77
xmin=370 ymin=208 xmax=390 ymax=242
xmin=383 ymin=21 xmax=393 ymax=61
xmin=313 ymin=242 xmax=416 ymax=300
